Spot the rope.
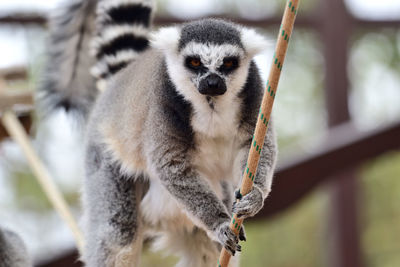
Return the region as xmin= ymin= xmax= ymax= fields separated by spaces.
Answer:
xmin=1 ymin=110 xmax=85 ymax=253
xmin=218 ymin=1 xmax=300 ymax=266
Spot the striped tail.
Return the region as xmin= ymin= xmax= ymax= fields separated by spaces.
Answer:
xmin=37 ymin=0 xmax=98 ymax=120
xmin=91 ymin=0 xmax=155 ymax=91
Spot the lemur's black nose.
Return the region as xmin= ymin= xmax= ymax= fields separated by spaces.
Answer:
xmin=207 ymin=74 xmax=221 ymax=89
xmin=199 ymin=74 xmax=227 ymax=96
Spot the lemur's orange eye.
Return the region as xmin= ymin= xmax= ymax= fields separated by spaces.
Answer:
xmin=190 ymin=58 xmax=201 ymax=67
xmin=224 ymin=60 xmax=234 ymax=68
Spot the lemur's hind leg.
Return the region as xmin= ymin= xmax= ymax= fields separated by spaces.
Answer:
xmin=82 ymin=143 xmax=145 ymax=267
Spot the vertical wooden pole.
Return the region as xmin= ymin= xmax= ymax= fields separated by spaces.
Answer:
xmin=326 ymin=171 xmax=363 ymax=267
xmin=319 ymin=0 xmax=363 ymax=266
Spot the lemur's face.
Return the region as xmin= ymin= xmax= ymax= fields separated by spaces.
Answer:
xmin=151 ymin=19 xmax=268 ymax=107
xmin=181 ymin=43 xmax=245 ymax=97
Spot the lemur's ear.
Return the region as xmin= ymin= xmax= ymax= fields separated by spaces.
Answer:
xmin=150 ymin=26 xmax=181 ymax=54
xmin=241 ymin=28 xmax=269 ymax=57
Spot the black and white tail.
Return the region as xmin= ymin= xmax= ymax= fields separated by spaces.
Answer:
xmin=38 ymin=0 xmax=98 ymax=119
xmin=38 ymin=0 xmax=154 ymax=119
xmin=91 ymin=0 xmax=155 ymax=91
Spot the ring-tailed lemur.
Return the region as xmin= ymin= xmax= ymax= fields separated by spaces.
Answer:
xmin=39 ymin=0 xmax=277 ymax=266
xmin=0 ymin=227 xmax=31 ymax=267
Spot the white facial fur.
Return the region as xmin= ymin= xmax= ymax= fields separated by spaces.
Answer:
xmin=151 ymin=26 xmax=268 ymax=137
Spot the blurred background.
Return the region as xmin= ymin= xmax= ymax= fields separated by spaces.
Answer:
xmin=0 ymin=0 xmax=399 ymax=266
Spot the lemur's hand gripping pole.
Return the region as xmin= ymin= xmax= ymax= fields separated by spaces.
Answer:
xmin=217 ymin=1 xmax=300 ymax=266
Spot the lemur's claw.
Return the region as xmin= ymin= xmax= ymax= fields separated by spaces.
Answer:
xmin=234 ymin=189 xmax=242 ymax=200
xmin=239 ymin=225 xmax=246 ymax=241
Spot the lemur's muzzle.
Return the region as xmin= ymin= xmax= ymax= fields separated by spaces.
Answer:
xmin=198 ymin=74 xmax=227 ymax=96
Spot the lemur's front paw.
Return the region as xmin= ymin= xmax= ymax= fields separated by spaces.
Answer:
xmin=215 ymin=221 xmax=241 ymax=256
xmin=232 ymin=186 xmax=264 ymax=219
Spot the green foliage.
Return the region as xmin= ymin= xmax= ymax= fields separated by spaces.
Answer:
xmin=240 ymin=190 xmax=327 ymax=267
xmin=274 ymin=29 xmax=326 ymax=156
xmin=12 ymin=170 xmax=52 ymax=212
xmin=349 ymin=29 xmax=400 ymax=128
xmin=361 ymin=152 xmax=400 ymax=267
xmin=10 ymin=170 xmax=80 ymax=213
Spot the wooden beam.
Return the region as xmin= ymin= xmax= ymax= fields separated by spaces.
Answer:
xmin=255 ymin=120 xmax=400 ymax=219
xmin=0 ymin=13 xmax=317 ymax=27
xmin=353 ymin=17 xmax=400 ymax=28
xmin=0 ymin=112 xmax=31 ymax=141
xmin=0 ymin=82 xmax=33 ymax=140
xmin=154 ymin=15 xmax=316 ymax=27
xmin=2 ymin=12 xmax=400 ymax=28
xmin=0 ymin=66 xmax=28 ymax=80
xmin=36 ymin=250 xmax=80 ymax=267
xmin=0 ymin=90 xmax=33 ymax=111
xmin=0 ymin=13 xmax=47 ymax=25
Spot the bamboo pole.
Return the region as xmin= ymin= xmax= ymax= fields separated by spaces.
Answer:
xmin=217 ymin=1 xmax=300 ymax=266
xmin=1 ymin=110 xmax=85 ymax=253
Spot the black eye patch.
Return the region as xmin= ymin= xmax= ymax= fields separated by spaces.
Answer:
xmin=185 ymin=56 xmax=208 ymax=74
xmin=219 ymin=56 xmax=239 ymax=74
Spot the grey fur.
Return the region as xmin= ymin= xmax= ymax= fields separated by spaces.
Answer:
xmin=68 ymin=1 xmax=278 ymax=264
xmin=83 ymin=48 xmax=239 ymax=264
xmin=37 ymin=0 xmax=98 ymax=120
xmin=83 ymin=22 xmax=277 ymax=266
xmin=220 ymin=180 xmax=234 ymax=212
xmin=178 ymin=19 xmax=244 ymax=51
xmin=82 ymin=143 xmax=146 ymax=266
xmin=0 ymin=227 xmax=31 ymax=267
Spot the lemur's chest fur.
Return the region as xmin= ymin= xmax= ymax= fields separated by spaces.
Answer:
xmin=193 ymin=135 xmax=237 ymax=182
xmin=191 ymin=95 xmax=242 ymax=182
xmin=193 ymin=132 xmax=238 ymax=184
